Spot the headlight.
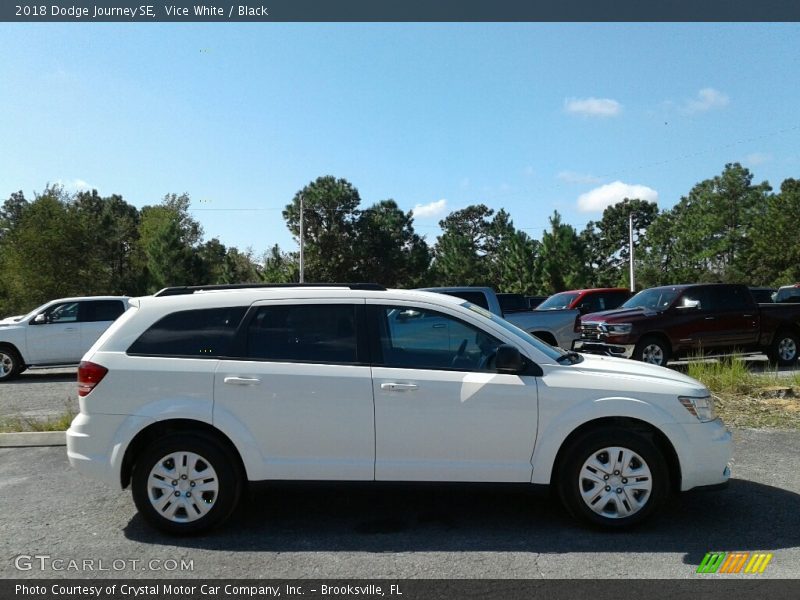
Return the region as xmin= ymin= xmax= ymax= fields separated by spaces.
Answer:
xmin=606 ymin=323 xmax=632 ymax=335
xmin=679 ymin=395 xmax=717 ymax=422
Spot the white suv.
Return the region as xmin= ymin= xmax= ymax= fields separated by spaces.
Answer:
xmin=67 ymin=284 xmax=732 ymax=533
xmin=0 ymin=296 xmax=130 ymax=381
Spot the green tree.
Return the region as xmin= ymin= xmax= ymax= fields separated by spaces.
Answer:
xmin=432 ymin=204 xmax=495 ymax=285
xmin=537 ymin=211 xmax=590 ymax=293
xmin=354 ymin=199 xmax=430 ymax=287
xmin=261 ymin=244 xmax=298 ymax=283
xmin=747 ymin=178 xmax=800 ymax=285
xmin=137 ymin=193 xmax=204 ymax=292
xmin=582 ymin=198 xmax=659 ymax=288
xmin=283 ymin=176 xmax=361 ymax=282
xmin=1 ymin=186 xmax=88 ymax=310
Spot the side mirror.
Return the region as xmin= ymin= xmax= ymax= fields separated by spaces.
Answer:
xmin=495 ymin=344 xmax=524 ymax=374
xmin=578 ymin=302 xmax=592 ymax=314
xmin=33 ymin=313 xmax=47 ymax=324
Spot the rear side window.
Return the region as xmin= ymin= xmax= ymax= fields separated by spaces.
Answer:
xmin=244 ymin=304 xmax=358 ymax=364
xmin=79 ymin=300 xmax=126 ymax=322
xmin=128 ymin=307 xmax=246 ymax=357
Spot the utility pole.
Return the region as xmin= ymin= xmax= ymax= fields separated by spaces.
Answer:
xmin=299 ymin=194 xmax=304 ymax=283
xmin=628 ymin=211 xmax=635 ymax=293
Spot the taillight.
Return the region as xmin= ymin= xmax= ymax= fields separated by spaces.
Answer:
xmin=78 ymin=361 xmax=108 ymax=397
xmin=574 ymin=314 xmax=581 ymax=332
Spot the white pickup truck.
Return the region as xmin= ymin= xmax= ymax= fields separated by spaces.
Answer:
xmin=420 ymin=287 xmax=580 ymax=349
xmin=0 ymin=296 xmax=130 ymax=381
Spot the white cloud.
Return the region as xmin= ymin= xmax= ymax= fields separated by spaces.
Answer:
xmin=557 ymin=171 xmax=603 ymax=185
xmin=412 ymin=198 xmax=447 ymax=218
xmin=577 ymin=181 xmax=658 ymax=212
xmin=683 ymin=88 xmax=729 ymax=114
xmin=56 ymin=178 xmax=93 ymax=192
xmin=564 ymin=97 xmax=622 ymax=118
xmin=744 ymin=152 xmax=772 ymax=166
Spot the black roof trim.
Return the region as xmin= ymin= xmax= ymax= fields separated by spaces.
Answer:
xmin=154 ymin=283 xmax=386 ymax=297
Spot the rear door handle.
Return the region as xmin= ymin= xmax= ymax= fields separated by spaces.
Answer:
xmin=223 ymin=376 xmax=261 ymax=386
xmin=704 ymin=316 xmax=715 ymax=320
xmin=64 ymin=327 xmax=78 ymax=332
xmin=432 ymin=323 xmax=446 ymax=329
xmin=381 ymin=383 xmax=418 ymax=391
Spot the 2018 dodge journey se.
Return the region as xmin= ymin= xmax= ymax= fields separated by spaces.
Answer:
xmin=67 ymin=284 xmax=732 ymax=534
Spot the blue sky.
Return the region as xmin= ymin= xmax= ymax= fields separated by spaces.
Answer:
xmin=1 ymin=23 xmax=799 ymax=256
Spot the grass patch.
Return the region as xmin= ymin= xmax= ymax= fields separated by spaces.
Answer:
xmin=687 ymin=357 xmax=800 ymax=429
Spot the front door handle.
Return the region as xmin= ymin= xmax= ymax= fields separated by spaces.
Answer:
xmin=223 ymin=376 xmax=261 ymax=386
xmin=64 ymin=327 xmax=77 ymax=332
xmin=704 ymin=316 xmax=716 ymax=320
xmin=381 ymin=382 xmax=418 ymax=391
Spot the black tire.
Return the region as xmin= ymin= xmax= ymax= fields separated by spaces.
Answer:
xmin=768 ymin=330 xmax=799 ymax=367
xmin=557 ymin=428 xmax=669 ymax=529
xmin=633 ymin=336 xmax=670 ymax=367
xmin=0 ymin=345 xmax=24 ymax=382
xmin=131 ymin=433 xmax=243 ymax=534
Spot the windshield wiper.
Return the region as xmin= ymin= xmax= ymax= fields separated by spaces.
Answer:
xmin=556 ymin=351 xmax=583 ymax=364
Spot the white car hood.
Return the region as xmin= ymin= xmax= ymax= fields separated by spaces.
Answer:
xmin=0 ymin=315 xmax=24 ymax=325
xmin=574 ymin=353 xmax=706 ymax=392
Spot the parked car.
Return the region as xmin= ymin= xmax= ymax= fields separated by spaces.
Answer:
xmin=748 ymin=287 xmax=776 ymax=304
xmin=774 ymin=283 xmax=800 ymax=304
xmin=67 ymin=283 xmax=731 ymax=534
xmin=575 ymin=283 xmax=800 ymax=367
xmin=0 ymin=296 xmax=131 ymax=381
xmin=420 ymin=286 xmax=580 ymax=349
xmin=536 ymin=288 xmax=632 ymax=315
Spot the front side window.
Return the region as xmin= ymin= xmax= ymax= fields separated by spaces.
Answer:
xmin=245 ymin=304 xmax=358 ymax=364
xmin=42 ymin=302 xmax=79 ymax=323
xmin=376 ymin=305 xmax=502 ymax=371
xmin=622 ymin=287 xmax=681 ymax=311
xmin=128 ymin=307 xmax=246 ymax=357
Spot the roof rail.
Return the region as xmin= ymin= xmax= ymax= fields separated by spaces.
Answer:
xmin=153 ymin=283 xmax=386 ymax=297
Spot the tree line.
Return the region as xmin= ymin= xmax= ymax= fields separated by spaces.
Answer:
xmin=1 ymin=164 xmax=798 ymax=315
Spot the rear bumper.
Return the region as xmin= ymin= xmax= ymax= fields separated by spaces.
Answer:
xmin=573 ymin=340 xmax=636 ymax=359
xmin=66 ymin=412 xmax=153 ymax=487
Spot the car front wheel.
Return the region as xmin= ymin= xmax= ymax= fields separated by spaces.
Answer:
xmin=0 ymin=345 xmax=23 ymax=382
xmin=633 ymin=336 xmax=670 ymax=367
xmin=131 ymin=433 xmax=242 ymax=534
xmin=558 ymin=429 xmax=668 ymax=529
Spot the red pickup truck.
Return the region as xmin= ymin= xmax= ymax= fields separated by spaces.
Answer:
xmin=575 ymin=283 xmax=800 ymax=367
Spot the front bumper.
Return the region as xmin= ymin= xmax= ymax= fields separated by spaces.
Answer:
xmin=661 ymin=418 xmax=733 ymax=491
xmin=573 ymin=340 xmax=636 ymax=359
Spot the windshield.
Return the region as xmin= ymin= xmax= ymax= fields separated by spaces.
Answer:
xmin=537 ymin=292 xmax=579 ymax=310
xmin=622 ymin=287 xmax=681 ymax=311
xmin=461 ymin=302 xmax=565 ymax=361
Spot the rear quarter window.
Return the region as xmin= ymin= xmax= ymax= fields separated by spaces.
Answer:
xmin=127 ymin=307 xmax=247 ymax=357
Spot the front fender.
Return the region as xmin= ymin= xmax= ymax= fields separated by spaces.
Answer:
xmin=530 ymin=395 xmax=679 ymax=485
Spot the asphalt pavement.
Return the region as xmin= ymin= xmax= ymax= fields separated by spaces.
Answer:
xmin=1 ymin=428 xmax=799 ymax=579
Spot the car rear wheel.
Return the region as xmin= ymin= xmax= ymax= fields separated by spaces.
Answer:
xmin=768 ymin=330 xmax=799 ymax=367
xmin=558 ymin=429 xmax=668 ymax=529
xmin=0 ymin=345 xmax=23 ymax=382
xmin=633 ymin=336 xmax=670 ymax=367
xmin=131 ymin=433 xmax=242 ymax=534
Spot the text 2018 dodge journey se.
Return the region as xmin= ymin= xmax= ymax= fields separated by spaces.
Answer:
xmin=67 ymin=284 xmax=732 ymax=534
